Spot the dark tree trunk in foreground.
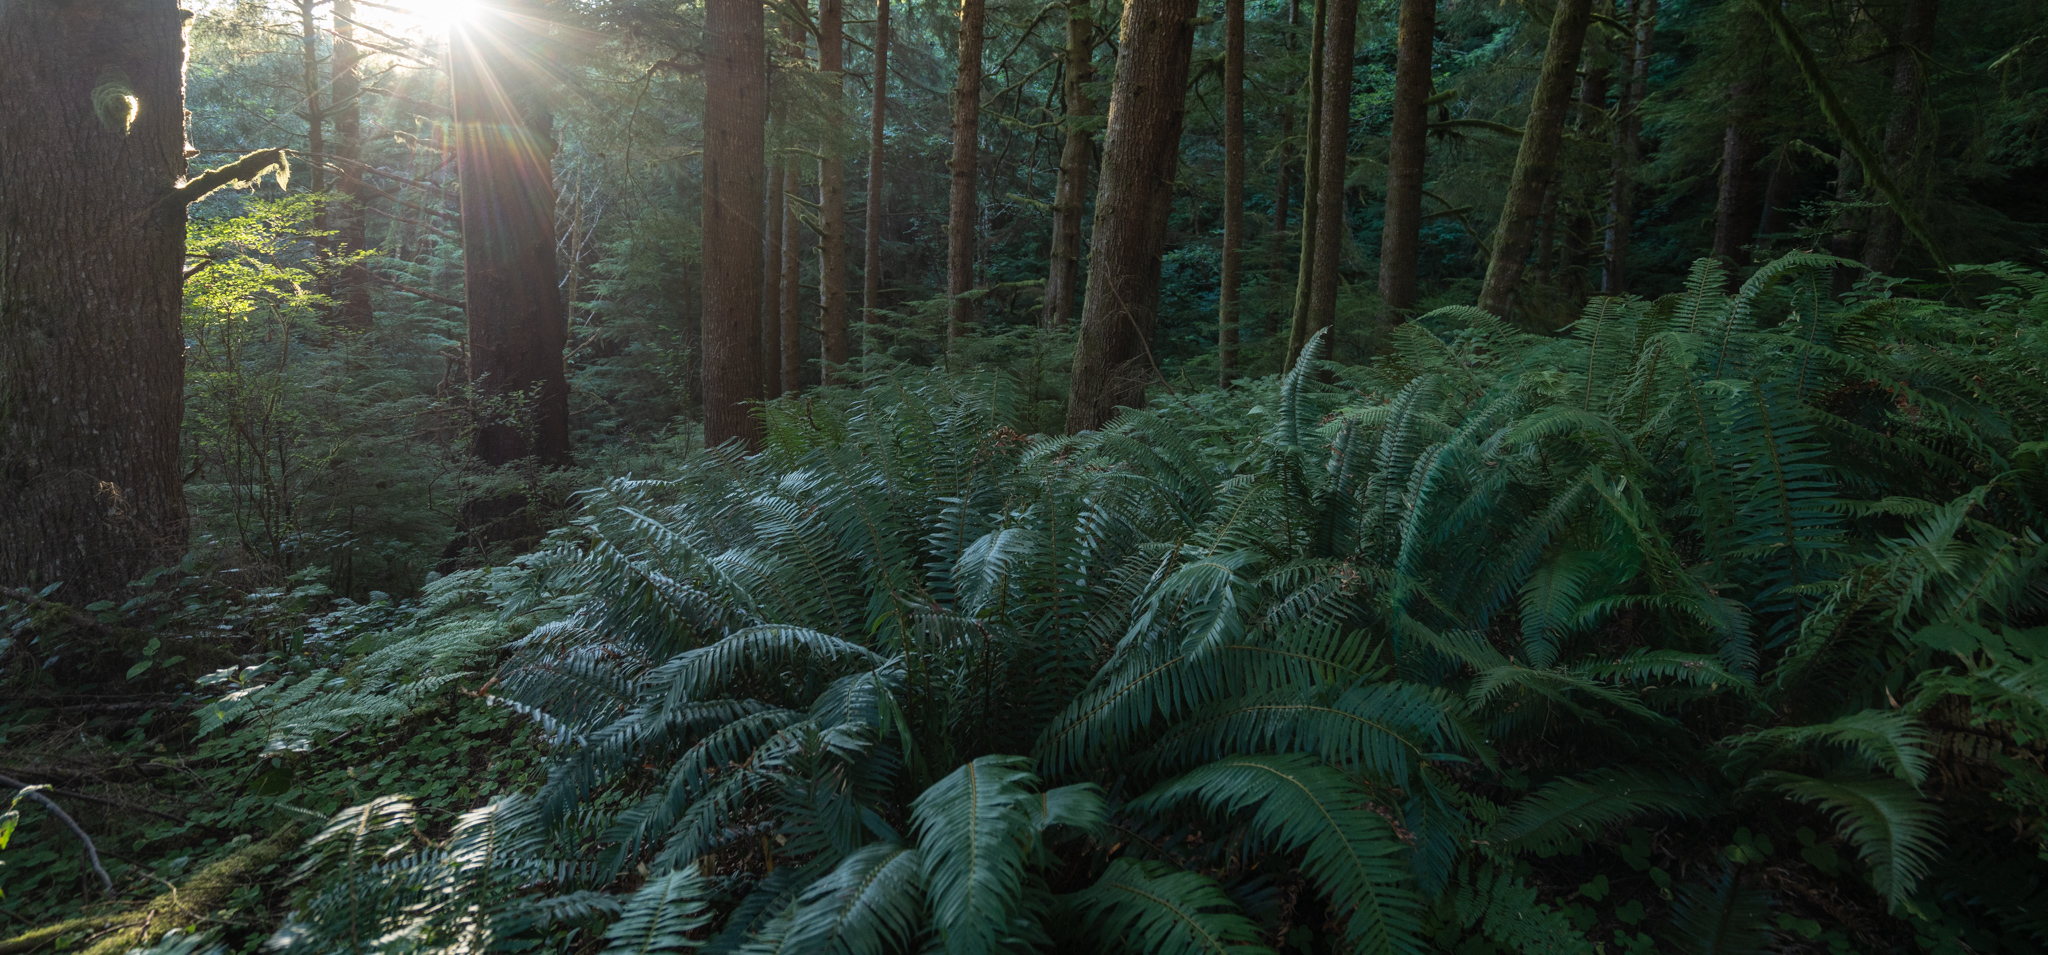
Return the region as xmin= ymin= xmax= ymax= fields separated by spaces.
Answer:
xmin=1477 ymin=0 xmax=1593 ymax=318
xmin=1064 ymin=0 xmax=1197 ymax=432
xmin=1711 ymin=77 xmax=1767 ymax=272
xmin=1044 ymin=0 xmax=1095 ymax=328
xmin=331 ymin=0 xmax=374 ymax=330
xmin=1 ymin=0 xmax=193 ymax=598
xmin=1377 ymin=0 xmax=1434 ymax=324
xmin=451 ymin=2 xmax=570 ymax=469
xmin=1218 ymin=0 xmax=1243 ymax=383
xmin=863 ymin=0 xmax=889 ymax=347
xmin=702 ymin=0 xmax=768 ymax=446
xmin=818 ymin=0 xmax=848 ymax=382
xmin=947 ymin=0 xmax=986 ymax=344
xmin=1284 ymin=0 xmax=1328 ymax=363
xmin=1602 ymin=0 xmax=1655 ymax=293
xmin=1290 ymin=0 xmax=1358 ymax=363
xmin=1862 ymin=0 xmax=1937 ymax=274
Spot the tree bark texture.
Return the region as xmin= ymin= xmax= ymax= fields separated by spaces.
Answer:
xmin=1602 ymin=0 xmax=1654 ymax=294
xmin=1290 ymin=0 xmax=1359 ymax=363
xmin=1711 ymin=79 xmax=1767 ymax=272
xmin=1064 ymin=0 xmax=1197 ymax=433
xmin=947 ymin=0 xmax=985 ymax=343
xmin=782 ymin=163 xmax=803 ymax=393
xmin=1218 ymin=0 xmax=1244 ymax=384
xmin=863 ymin=0 xmax=889 ymax=343
xmin=1861 ymin=0 xmax=1937 ymax=274
xmin=0 ymin=0 xmax=193 ymax=598
xmin=1477 ymin=0 xmax=1593 ymax=318
xmin=1285 ymin=0 xmax=1328 ymax=363
xmin=701 ymin=0 xmax=768 ymax=446
xmin=451 ymin=2 xmax=570 ymax=468
xmin=1377 ymin=0 xmax=1433 ymax=325
xmin=765 ymin=159 xmax=786 ymax=392
xmin=1043 ymin=1 xmax=1094 ymax=328
xmin=298 ymin=0 xmax=326 ymax=196
xmin=817 ymin=0 xmax=848 ymax=382
xmin=331 ymin=0 xmax=374 ymax=330
xmin=1266 ymin=0 xmax=1298 ymax=339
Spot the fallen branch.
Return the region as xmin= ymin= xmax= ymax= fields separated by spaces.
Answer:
xmin=0 ymin=774 xmax=111 ymax=893
xmin=371 ymin=272 xmax=465 ymax=310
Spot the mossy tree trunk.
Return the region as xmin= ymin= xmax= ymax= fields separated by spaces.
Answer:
xmin=1861 ymin=0 xmax=1938 ymax=274
xmin=1601 ymin=0 xmax=1654 ymax=294
xmin=1218 ymin=0 xmax=1244 ymax=384
xmin=1064 ymin=0 xmax=1198 ymax=432
xmin=947 ymin=0 xmax=985 ymax=346
xmin=1043 ymin=0 xmax=1095 ymax=329
xmin=1377 ymin=0 xmax=1435 ymax=324
xmin=0 ymin=0 xmax=194 ymax=600
xmin=1290 ymin=0 xmax=1359 ymax=363
xmin=1477 ymin=0 xmax=1594 ymax=318
xmin=1283 ymin=0 xmax=1327 ymax=365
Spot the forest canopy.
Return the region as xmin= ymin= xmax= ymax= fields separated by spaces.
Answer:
xmin=1 ymin=0 xmax=2046 ymax=951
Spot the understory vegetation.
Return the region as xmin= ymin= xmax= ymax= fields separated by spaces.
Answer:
xmin=7 ymin=254 xmax=2046 ymax=953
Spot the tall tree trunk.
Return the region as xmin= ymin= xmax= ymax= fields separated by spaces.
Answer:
xmin=702 ymin=0 xmax=768 ymax=446
xmin=1044 ymin=0 xmax=1095 ymax=328
xmin=1289 ymin=0 xmax=1359 ymax=364
xmin=782 ymin=164 xmax=804 ymax=392
xmin=1558 ymin=65 xmax=1608 ymax=307
xmin=1266 ymin=0 xmax=1299 ymax=339
xmin=1711 ymin=78 xmax=1767 ymax=272
xmin=862 ymin=0 xmax=889 ymax=351
xmin=451 ymin=1 xmax=570 ymax=471
xmin=1285 ymin=0 xmax=1328 ymax=362
xmin=1756 ymin=150 xmax=1793 ymax=239
xmin=1829 ymin=147 xmax=1862 ymax=294
xmin=298 ymin=0 xmax=326 ymax=196
xmin=1861 ymin=0 xmax=1937 ymax=274
xmin=1064 ymin=0 xmax=1198 ymax=432
xmin=1218 ymin=0 xmax=1244 ymax=384
xmin=1377 ymin=0 xmax=1434 ymax=324
xmin=947 ymin=0 xmax=986 ymax=345
xmin=331 ymin=0 xmax=374 ymax=330
xmin=1 ymin=0 xmax=194 ymax=598
xmin=818 ymin=0 xmax=848 ymax=382
xmin=764 ymin=158 xmax=786 ymax=392
xmin=1602 ymin=0 xmax=1654 ymax=294
xmin=1477 ymin=0 xmax=1593 ymax=318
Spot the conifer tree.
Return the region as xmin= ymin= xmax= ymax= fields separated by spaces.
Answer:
xmin=1478 ymin=0 xmax=1594 ymax=318
xmin=702 ymin=0 xmax=769 ymax=445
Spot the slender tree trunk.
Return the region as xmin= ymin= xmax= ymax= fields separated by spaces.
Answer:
xmin=1861 ymin=0 xmax=1937 ymax=274
xmin=947 ymin=0 xmax=986 ymax=344
xmin=1218 ymin=0 xmax=1244 ymax=384
xmin=1602 ymin=0 xmax=1654 ymax=294
xmin=782 ymin=164 xmax=804 ymax=392
xmin=451 ymin=1 xmax=570 ymax=474
xmin=1377 ymin=0 xmax=1433 ymax=324
xmin=1266 ymin=0 xmax=1299 ymax=339
xmin=862 ymin=0 xmax=889 ymax=348
xmin=1285 ymin=0 xmax=1328 ymax=362
xmin=1829 ymin=147 xmax=1862 ymax=294
xmin=1756 ymin=150 xmax=1793 ymax=240
xmin=818 ymin=0 xmax=848 ymax=382
xmin=1290 ymin=0 xmax=1359 ymax=364
xmin=1044 ymin=0 xmax=1095 ymax=328
xmin=1711 ymin=79 xmax=1767 ymax=272
xmin=331 ymin=0 xmax=374 ymax=330
xmin=0 ymin=0 xmax=193 ymax=598
xmin=701 ymin=0 xmax=768 ymax=446
xmin=1557 ymin=65 xmax=1608 ymax=308
xmin=1477 ymin=0 xmax=1594 ymax=318
xmin=298 ymin=0 xmax=326 ymax=196
xmin=764 ymin=158 xmax=786 ymax=392
xmin=1064 ymin=0 xmax=1199 ymax=432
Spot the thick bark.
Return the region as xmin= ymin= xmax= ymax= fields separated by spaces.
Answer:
xmin=782 ymin=164 xmax=803 ymax=392
xmin=765 ymin=159 xmax=786 ymax=392
xmin=1285 ymin=0 xmax=1328 ymax=362
xmin=298 ymin=0 xmax=326 ymax=196
xmin=1861 ymin=0 xmax=1937 ymax=274
xmin=947 ymin=0 xmax=986 ymax=343
xmin=451 ymin=1 xmax=570 ymax=469
xmin=0 ymin=0 xmax=192 ymax=598
xmin=817 ymin=0 xmax=848 ymax=382
xmin=1064 ymin=0 xmax=1198 ymax=433
xmin=701 ymin=0 xmax=768 ymax=446
xmin=1377 ymin=0 xmax=1434 ymax=324
xmin=1044 ymin=1 xmax=1095 ymax=328
xmin=1290 ymin=0 xmax=1359 ymax=363
xmin=1218 ymin=0 xmax=1244 ymax=383
xmin=1477 ymin=0 xmax=1594 ymax=318
xmin=863 ymin=0 xmax=889 ymax=349
xmin=1602 ymin=0 xmax=1655 ymax=294
xmin=1711 ymin=78 xmax=1767 ymax=272
xmin=331 ymin=0 xmax=374 ymax=330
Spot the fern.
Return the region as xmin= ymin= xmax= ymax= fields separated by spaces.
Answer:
xmin=1060 ymin=860 xmax=1274 ymax=955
